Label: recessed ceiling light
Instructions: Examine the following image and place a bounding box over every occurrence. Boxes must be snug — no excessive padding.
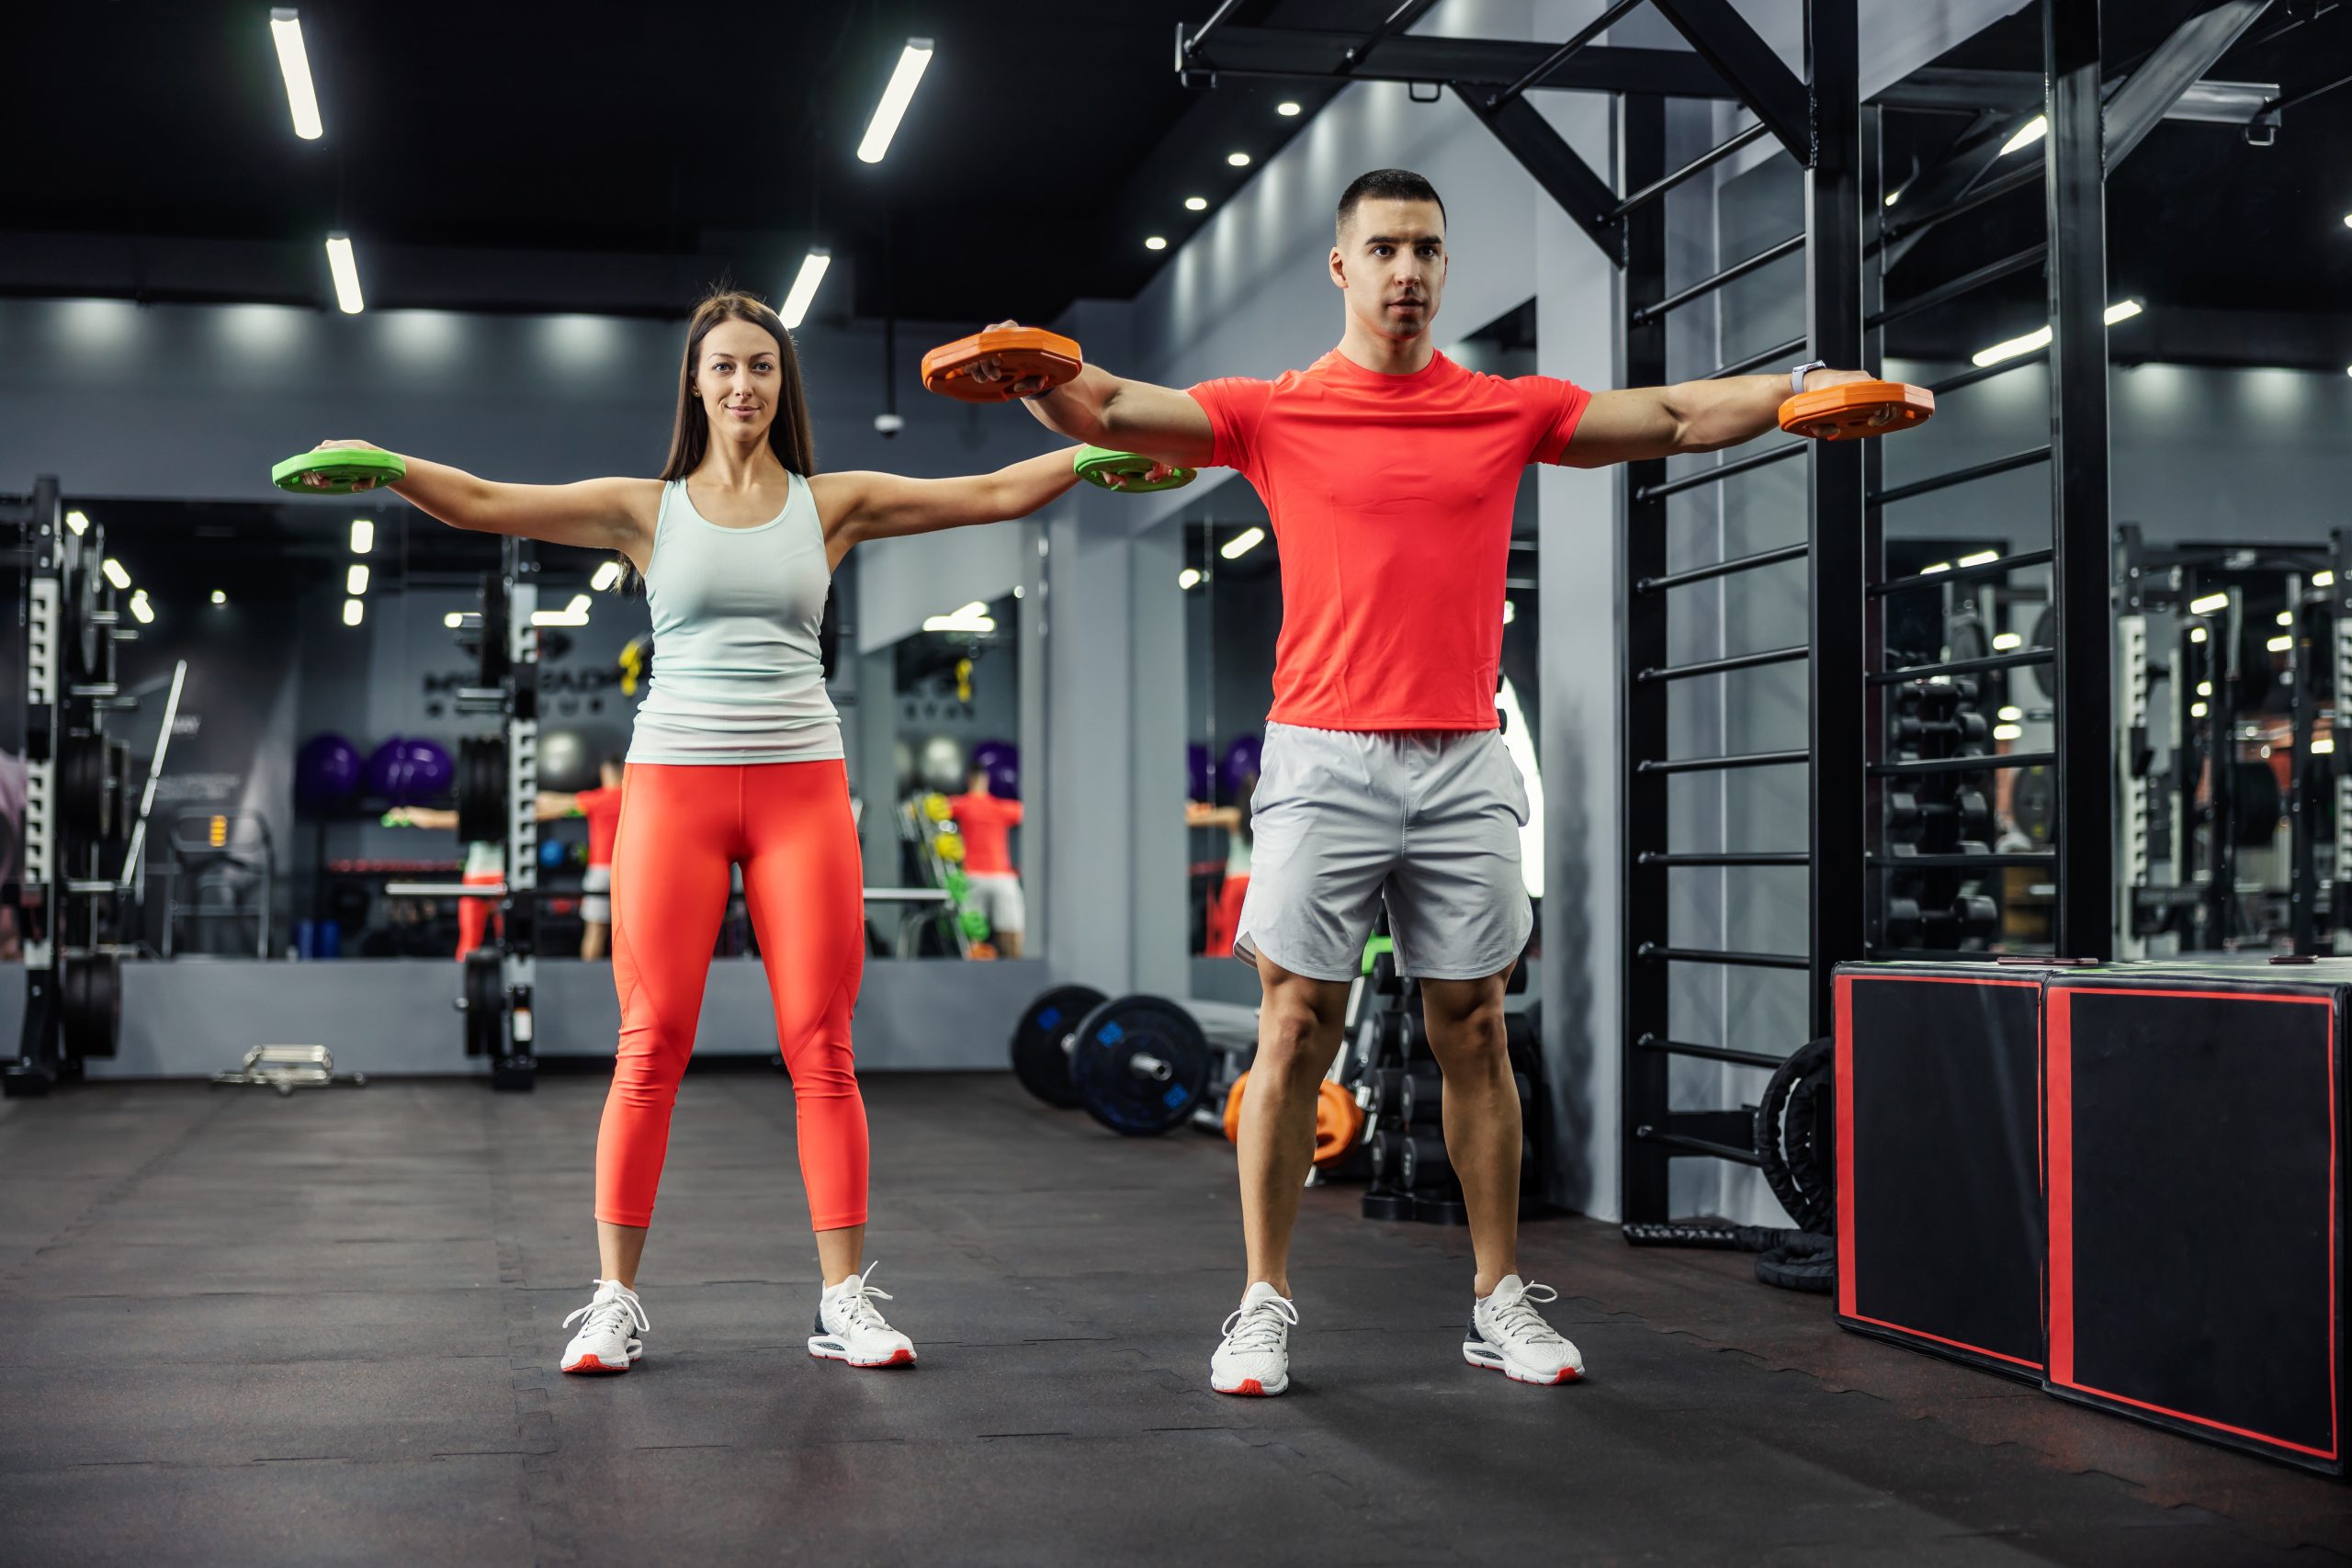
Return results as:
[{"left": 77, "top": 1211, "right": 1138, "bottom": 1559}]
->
[
  {"left": 1227, "top": 151, "right": 1251, "bottom": 167},
  {"left": 1184, "top": 196, "right": 1207, "bottom": 211},
  {"left": 1145, "top": 236, "right": 1168, "bottom": 251},
  {"left": 343, "top": 598, "right": 365, "bottom": 627},
  {"left": 210, "top": 590, "right": 227, "bottom": 606},
  {"left": 1276, "top": 101, "right": 1301, "bottom": 117}
]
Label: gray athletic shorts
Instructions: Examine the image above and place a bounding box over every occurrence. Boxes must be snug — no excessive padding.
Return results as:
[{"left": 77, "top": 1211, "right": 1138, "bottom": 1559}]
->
[
  {"left": 581, "top": 863, "right": 611, "bottom": 925},
  {"left": 965, "top": 871, "right": 1026, "bottom": 936},
  {"left": 1235, "top": 721, "right": 1532, "bottom": 984}
]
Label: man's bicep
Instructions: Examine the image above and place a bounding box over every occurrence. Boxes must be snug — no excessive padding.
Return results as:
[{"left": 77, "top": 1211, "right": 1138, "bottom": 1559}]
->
[
  {"left": 1099, "top": 378, "right": 1217, "bottom": 467},
  {"left": 1557, "top": 387, "right": 1678, "bottom": 468}
]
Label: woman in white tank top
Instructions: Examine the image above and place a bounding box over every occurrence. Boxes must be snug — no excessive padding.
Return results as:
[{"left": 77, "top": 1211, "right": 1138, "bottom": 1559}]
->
[{"left": 300, "top": 290, "right": 1136, "bottom": 1378}]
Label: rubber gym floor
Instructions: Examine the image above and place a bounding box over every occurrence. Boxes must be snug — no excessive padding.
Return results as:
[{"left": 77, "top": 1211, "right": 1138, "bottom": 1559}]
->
[{"left": 4, "top": 1072, "right": 2347, "bottom": 1567}]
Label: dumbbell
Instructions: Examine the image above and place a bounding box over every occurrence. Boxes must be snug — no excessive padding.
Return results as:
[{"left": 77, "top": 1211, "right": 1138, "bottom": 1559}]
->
[
  {"left": 1892, "top": 710, "right": 1989, "bottom": 747},
  {"left": 1397, "top": 1131, "right": 1540, "bottom": 1190},
  {"left": 1369, "top": 1126, "right": 1400, "bottom": 1186},
  {"left": 1884, "top": 787, "right": 1994, "bottom": 844},
  {"left": 1885, "top": 893, "right": 2000, "bottom": 947},
  {"left": 1893, "top": 676, "right": 1980, "bottom": 716},
  {"left": 1398, "top": 1070, "right": 1535, "bottom": 1126}
]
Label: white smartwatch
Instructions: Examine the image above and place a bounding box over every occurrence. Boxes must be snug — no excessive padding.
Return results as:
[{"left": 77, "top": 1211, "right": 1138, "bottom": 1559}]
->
[{"left": 1789, "top": 359, "right": 1828, "bottom": 397}]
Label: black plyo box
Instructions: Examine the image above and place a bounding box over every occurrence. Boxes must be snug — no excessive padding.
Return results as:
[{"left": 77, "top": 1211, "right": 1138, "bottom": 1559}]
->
[
  {"left": 1835, "top": 961, "right": 2052, "bottom": 1381},
  {"left": 2045, "top": 964, "right": 2348, "bottom": 1474}
]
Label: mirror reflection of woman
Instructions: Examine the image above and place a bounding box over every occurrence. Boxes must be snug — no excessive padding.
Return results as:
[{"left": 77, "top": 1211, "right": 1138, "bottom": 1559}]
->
[{"left": 304, "top": 290, "right": 1086, "bottom": 1377}]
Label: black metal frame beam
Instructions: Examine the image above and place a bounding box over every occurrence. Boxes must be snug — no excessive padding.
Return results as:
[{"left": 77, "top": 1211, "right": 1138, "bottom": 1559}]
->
[
  {"left": 1176, "top": 27, "right": 1741, "bottom": 99},
  {"left": 1453, "top": 88, "right": 1625, "bottom": 262},
  {"left": 1651, "top": 0, "right": 1813, "bottom": 160},
  {"left": 2047, "top": 0, "right": 2115, "bottom": 960},
  {"left": 2105, "top": 0, "right": 2273, "bottom": 168}
]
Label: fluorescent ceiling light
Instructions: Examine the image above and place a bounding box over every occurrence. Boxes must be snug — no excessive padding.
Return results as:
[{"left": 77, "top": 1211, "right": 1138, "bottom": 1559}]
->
[
  {"left": 565, "top": 593, "right": 592, "bottom": 617},
  {"left": 1957, "top": 549, "right": 2000, "bottom": 568},
  {"left": 591, "top": 560, "right": 623, "bottom": 592},
  {"left": 531, "top": 609, "right": 590, "bottom": 627},
  {"left": 444, "top": 612, "right": 467, "bottom": 629},
  {"left": 855, "top": 39, "right": 933, "bottom": 164},
  {"left": 1921, "top": 561, "right": 1951, "bottom": 574},
  {"left": 2189, "top": 626, "right": 2208, "bottom": 643},
  {"left": 2316, "top": 738, "right": 2337, "bottom": 755},
  {"left": 2189, "top": 592, "right": 2231, "bottom": 615},
  {"left": 1220, "top": 526, "right": 1266, "bottom": 560},
  {"left": 1993, "top": 723, "right": 2023, "bottom": 741},
  {"left": 349, "top": 517, "right": 374, "bottom": 554},
  {"left": 2279, "top": 610, "right": 2297, "bottom": 626},
  {"left": 2103, "top": 299, "right": 2143, "bottom": 325},
  {"left": 342, "top": 597, "right": 365, "bottom": 627},
  {"left": 1996, "top": 705, "right": 2023, "bottom": 722},
  {"left": 2197, "top": 681, "right": 2213, "bottom": 696},
  {"left": 2000, "top": 115, "right": 2047, "bottom": 155},
  {"left": 210, "top": 590, "right": 227, "bottom": 605},
  {"left": 325, "top": 232, "right": 364, "bottom": 314},
  {"left": 2317, "top": 570, "right": 2338, "bottom": 587},
  {"left": 2268, "top": 634, "right": 2294, "bottom": 652},
  {"left": 2191, "top": 701, "right": 2209, "bottom": 717},
  {"left": 346, "top": 563, "right": 369, "bottom": 595},
  {"left": 129, "top": 592, "right": 155, "bottom": 626},
  {"left": 1145, "top": 236, "right": 1168, "bottom": 252},
  {"left": 1184, "top": 196, "right": 1207, "bottom": 211},
  {"left": 923, "top": 599, "right": 995, "bottom": 634},
  {"left": 1179, "top": 568, "right": 1202, "bottom": 590},
  {"left": 65, "top": 510, "right": 89, "bottom": 536},
  {"left": 1227, "top": 151, "right": 1251, "bottom": 167},
  {"left": 780, "top": 249, "right": 831, "bottom": 330},
  {"left": 1883, "top": 190, "right": 1901, "bottom": 207},
  {"left": 269, "top": 9, "right": 324, "bottom": 141},
  {"left": 1502, "top": 600, "right": 1517, "bottom": 625},
  {"left": 1277, "top": 101, "right": 1301, "bottom": 117},
  {"left": 2343, "top": 214, "right": 2351, "bottom": 228},
  {"left": 1992, "top": 631, "right": 2023, "bottom": 651},
  {"left": 102, "top": 558, "right": 131, "bottom": 591},
  {"left": 1972, "top": 325, "right": 2052, "bottom": 368}
]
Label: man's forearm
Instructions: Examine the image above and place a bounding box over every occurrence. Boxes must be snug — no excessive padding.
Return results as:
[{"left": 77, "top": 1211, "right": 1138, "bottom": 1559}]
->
[
  {"left": 1675, "top": 375, "right": 1792, "bottom": 454},
  {"left": 1022, "top": 365, "right": 1119, "bottom": 444}
]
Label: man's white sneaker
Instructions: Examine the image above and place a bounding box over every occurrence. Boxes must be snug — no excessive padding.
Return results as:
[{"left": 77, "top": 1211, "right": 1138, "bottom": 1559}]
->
[
  {"left": 560, "top": 1279, "right": 648, "bottom": 1375},
  {"left": 1210, "top": 1281, "right": 1298, "bottom": 1396},
  {"left": 1464, "top": 1274, "right": 1584, "bottom": 1385},
  {"left": 808, "top": 1262, "right": 917, "bottom": 1369}
]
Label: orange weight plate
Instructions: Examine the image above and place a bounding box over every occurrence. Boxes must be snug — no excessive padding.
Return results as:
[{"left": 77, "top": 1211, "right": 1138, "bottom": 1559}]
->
[
  {"left": 1313, "top": 1079, "right": 1365, "bottom": 1168},
  {"left": 1223, "top": 1069, "right": 1250, "bottom": 1144},
  {"left": 1778, "top": 378, "right": 1935, "bottom": 441},
  {"left": 921, "top": 326, "right": 1083, "bottom": 403}
]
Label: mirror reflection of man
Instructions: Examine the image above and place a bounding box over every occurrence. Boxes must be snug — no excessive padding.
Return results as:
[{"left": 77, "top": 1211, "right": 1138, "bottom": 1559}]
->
[{"left": 945, "top": 766, "right": 1023, "bottom": 959}]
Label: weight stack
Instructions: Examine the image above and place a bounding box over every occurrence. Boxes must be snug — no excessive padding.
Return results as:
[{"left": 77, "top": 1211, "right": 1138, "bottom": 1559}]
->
[
  {"left": 2043, "top": 962, "right": 2349, "bottom": 1475},
  {"left": 1835, "top": 960, "right": 2055, "bottom": 1382}
]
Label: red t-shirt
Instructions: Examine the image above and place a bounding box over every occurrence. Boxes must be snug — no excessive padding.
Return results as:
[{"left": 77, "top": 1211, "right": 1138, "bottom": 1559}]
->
[
  {"left": 1189, "top": 349, "right": 1589, "bottom": 731},
  {"left": 950, "top": 794, "right": 1022, "bottom": 875},
  {"left": 574, "top": 785, "right": 623, "bottom": 867}
]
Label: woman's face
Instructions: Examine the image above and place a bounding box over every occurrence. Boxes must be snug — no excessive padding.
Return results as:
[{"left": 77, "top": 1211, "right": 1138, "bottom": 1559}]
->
[{"left": 692, "top": 317, "right": 784, "bottom": 444}]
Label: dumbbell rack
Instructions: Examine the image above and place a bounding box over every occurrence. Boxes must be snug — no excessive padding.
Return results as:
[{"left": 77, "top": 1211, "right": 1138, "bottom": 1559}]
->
[
  {"left": 899, "top": 795, "right": 979, "bottom": 957},
  {"left": 1875, "top": 677, "right": 2003, "bottom": 955}
]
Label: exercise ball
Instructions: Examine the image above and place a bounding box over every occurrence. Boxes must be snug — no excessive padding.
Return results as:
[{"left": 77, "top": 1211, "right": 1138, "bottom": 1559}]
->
[
  {"left": 971, "top": 739, "right": 1019, "bottom": 801},
  {"left": 366, "top": 737, "right": 454, "bottom": 807},
  {"left": 539, "top": 838, "right": 568, "bottom": 870},
  {"left": 893, "top": 739, "right": 916, "bottom": 795},
  {"left": 1187, "top": 743, "right": 1212, "bottom": 804},
  {"left": 917, "top": 735, "right": 967, "bottom": 794},
  {"left": 295, "top": 734, "right": 363, "bottom": 810},
  {"left": 1220, "top": 734, "right": 1264, "bottom": 802},
  {"left": 538, "top": 728, "right": 607, "bottom": 793}
]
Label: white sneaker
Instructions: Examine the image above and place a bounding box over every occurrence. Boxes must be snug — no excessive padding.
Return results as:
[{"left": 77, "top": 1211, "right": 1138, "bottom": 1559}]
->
[
  {"left": 1464, "top": 1274, "right": 1584, "bottom": 1385},
  {"left": 808, "top": 1262, "right": 917, "bottom": 1369},
  {"left": 1211, "top": 1281, "right": 1298, "bottom": 1396},
  {"left": 560, "top": 1279, "right": 648, "bottom": 1375}
]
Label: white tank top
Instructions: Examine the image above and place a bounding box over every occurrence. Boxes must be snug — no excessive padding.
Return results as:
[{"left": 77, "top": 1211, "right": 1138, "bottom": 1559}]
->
[{"left": 627, "top": 474, "right": 842, "bottom": 765}]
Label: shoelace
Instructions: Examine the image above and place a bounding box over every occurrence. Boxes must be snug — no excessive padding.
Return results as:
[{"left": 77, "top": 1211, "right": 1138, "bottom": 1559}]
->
[
  {"left": 1484, "top": 1281, "right": 1564, "bottom": 1346},
  {"left": 831, "top": 1261, "right": 897, "bottom": 1332},
  {"left": 1220, "top": 1292, "right": 1300, "bottom": 1354},
  {"left": 563, "top": 1280, "right": 649, "bottom": 1339}
]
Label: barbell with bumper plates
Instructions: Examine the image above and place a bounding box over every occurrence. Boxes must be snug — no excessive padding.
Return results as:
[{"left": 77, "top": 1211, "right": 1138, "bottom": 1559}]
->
[
  {"left": 1066, "top": 993, "right": 1216, "bottom": 1137},
  {"left": 1007, "top": 984, "right": 1106, "bottom": 1109},
  {"left": 456, "top": 737, "right": 506, "bottom": 843},
  {"left": 62, "top": 953, "right": 121, "bottom": 1060},
  {"left": 458, "top": 949, "right": 503, "bottom": 1057},
  {"left": 60, "top": 731, "right": 107, "bottom": 847}
]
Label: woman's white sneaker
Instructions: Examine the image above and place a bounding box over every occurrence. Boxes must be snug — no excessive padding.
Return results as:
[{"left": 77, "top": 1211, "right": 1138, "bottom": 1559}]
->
[
  {"left": 560, "top": 1279, "right": 648, "bottom": 1375},
  {"left": 1210, "top": 1281, "right": 1298, "bottom": 1396},
  {"left": 808, "top": 1262, "right": 917, "bottom": 1368},
  {"left": 1464, "top": 1275, "right": 1584, "bottom": 1385}
]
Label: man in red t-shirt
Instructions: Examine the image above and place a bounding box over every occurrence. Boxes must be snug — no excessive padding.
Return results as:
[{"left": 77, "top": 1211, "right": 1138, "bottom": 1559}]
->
[
  {"left": 947, "top": 767, "right": 1025, "bottom": 957},
  {"left": 571, "top": 755, "right": 627, "bottom": 960},
  {"left": 976, "top": 168, "right": 1870, "bottom": 1396}
]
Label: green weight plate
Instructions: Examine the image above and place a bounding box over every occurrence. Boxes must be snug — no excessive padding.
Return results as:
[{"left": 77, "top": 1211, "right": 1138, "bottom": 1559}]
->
[
  {"left": 1073, "top": 446, "right": 1195, "bottom": 493},
  {"left": 272, "top": 447, "right": 407, "bottom": 494}
]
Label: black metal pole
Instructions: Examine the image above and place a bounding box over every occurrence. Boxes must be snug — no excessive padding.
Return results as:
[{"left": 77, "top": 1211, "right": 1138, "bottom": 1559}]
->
[
  {"left": 1807, "top": 0, "right": 1866, "bottom": 1029},
  {"left": 1620, "top": 92, "right": 1671, "bottom": 1226},
  {"left": 2045, "top": 0, "right": 2115, "bottom": 960},
  {"left": 2291, "top": 588, "right": 2317, "bottom": 953}
]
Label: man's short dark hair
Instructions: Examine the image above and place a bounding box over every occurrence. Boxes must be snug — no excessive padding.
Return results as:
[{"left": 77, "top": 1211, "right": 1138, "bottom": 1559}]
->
[{"left": 1336, "top": 169, "right": 1447, "bottom": 243}]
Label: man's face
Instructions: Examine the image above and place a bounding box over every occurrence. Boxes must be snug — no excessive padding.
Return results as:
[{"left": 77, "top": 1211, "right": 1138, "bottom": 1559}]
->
[{"left": 1330, "top": 197, "right": 1447, "bottom": 343}]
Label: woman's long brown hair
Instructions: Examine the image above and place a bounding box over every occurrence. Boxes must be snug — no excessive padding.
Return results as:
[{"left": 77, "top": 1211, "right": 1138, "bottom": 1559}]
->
[{"left": 615, "top": 289, "right": 819, "bottom": 594}]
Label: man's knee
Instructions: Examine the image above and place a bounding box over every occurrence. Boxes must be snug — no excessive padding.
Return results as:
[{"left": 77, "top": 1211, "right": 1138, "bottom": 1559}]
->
[{"left": 1429, "top": 1004, "right": 1510, "bottom": 1073}]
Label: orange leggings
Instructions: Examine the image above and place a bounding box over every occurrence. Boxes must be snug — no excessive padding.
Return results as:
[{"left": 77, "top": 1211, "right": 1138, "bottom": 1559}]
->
[{"left": 595, "top": 761, "right": 867, "bottom": 1231}]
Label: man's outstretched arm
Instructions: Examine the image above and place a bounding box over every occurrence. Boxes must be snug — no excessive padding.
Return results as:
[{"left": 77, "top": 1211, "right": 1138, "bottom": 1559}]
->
[
  {"left": 970, "top": 320, "right": 1217, "bottom": 469},
  {"left": 1559, "top": 367, "right": 1872, "bottom": 468}
]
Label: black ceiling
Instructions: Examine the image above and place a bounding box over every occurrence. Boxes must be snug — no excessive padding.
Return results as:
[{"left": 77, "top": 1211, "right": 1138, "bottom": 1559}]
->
[{"left": 4, "top": 0, "right": 1351, "bottom": 322}]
